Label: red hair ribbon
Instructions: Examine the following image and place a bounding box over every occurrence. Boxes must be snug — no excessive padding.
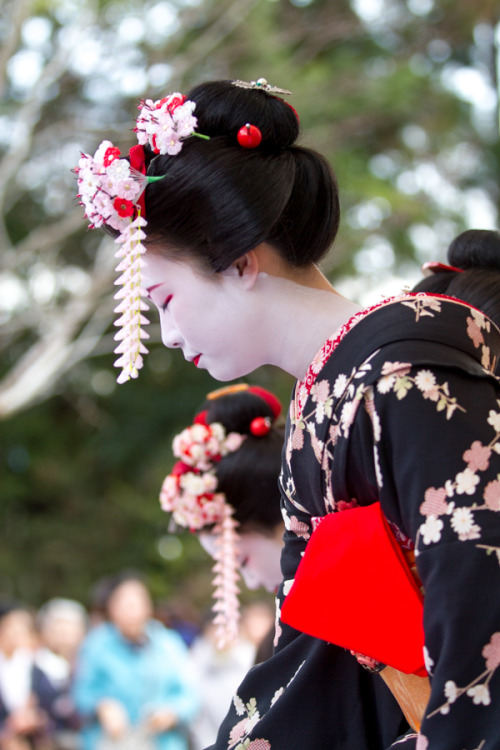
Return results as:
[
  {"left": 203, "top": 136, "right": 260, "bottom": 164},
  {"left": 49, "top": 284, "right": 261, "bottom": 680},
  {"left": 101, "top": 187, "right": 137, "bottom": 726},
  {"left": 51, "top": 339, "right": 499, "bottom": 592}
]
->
[
  {"left": 248, "top": 386, "right": 281, "bottom": 419},
  {"left": 128, "top": 144, "right": 147, "bottom": 218},
  {"left": 205, "top": 383, "right": 282, "bottom": 421},
  {"left": 421, "top": 261, "right": 464, "bottom": 276}
]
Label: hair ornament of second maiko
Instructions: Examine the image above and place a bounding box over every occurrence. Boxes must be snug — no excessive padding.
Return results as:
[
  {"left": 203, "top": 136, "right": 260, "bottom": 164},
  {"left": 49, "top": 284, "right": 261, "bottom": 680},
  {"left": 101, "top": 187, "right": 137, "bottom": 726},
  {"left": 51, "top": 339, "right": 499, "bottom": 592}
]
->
[
  {"left": 75, "top": 92, "right": 208, "bottom": 384},
  {"left": 160, "top": 418, "right": 246, "bottom": 648}
]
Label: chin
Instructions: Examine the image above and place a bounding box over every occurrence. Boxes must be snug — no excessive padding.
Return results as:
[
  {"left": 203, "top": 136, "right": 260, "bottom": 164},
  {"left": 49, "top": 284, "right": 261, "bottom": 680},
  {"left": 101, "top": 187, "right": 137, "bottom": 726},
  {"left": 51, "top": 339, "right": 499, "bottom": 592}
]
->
[{"left": 207, "top": 360, "right": 261, "bottom": 382}]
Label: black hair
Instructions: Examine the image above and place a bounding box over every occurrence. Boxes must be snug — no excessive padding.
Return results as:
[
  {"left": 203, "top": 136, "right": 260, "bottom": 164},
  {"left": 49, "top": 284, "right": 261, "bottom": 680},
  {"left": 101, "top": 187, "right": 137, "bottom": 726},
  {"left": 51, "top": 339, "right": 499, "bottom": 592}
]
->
[
  {"left": 197, "top": 388, "right": 284, "bottom": 533},
  {"left": 412, "top": 230, "right": 500, "bottom": 328},
  {"left": 140, "top": 80, "right": 340, "bottom": 272}
]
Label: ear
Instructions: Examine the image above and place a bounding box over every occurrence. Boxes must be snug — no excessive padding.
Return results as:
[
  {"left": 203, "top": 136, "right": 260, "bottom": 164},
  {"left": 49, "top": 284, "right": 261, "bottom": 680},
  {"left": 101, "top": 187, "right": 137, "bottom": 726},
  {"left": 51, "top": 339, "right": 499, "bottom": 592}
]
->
[{"left": 231, "top": 249, "right": 260, "bottom": 290}]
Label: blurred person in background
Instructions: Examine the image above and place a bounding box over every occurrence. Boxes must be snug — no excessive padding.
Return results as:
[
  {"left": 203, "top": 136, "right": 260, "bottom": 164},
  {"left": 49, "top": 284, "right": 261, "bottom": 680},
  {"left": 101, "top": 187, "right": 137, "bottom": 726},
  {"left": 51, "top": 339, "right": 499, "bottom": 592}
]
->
[
  {"left": 72, "top": 572, "right": 198, "bottom": 750},
  {"left": 36, "top": 599, "right": 88, "bottom": 750},
  {"left": 188, "top": 602, "right": 274, "bottom": 750},
  {"left": 0, "top": 600, "right": 58, "bottom": 750},
  {"left": 37, "top": 599, "right": 87, "bottom": 688}
]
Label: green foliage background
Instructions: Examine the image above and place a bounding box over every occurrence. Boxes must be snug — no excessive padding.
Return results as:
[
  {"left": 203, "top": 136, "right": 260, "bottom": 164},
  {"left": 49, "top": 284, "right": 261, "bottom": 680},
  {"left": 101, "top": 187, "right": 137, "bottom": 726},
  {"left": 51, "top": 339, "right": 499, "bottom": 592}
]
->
[{"left": 1, "top": 0, "right": 498, "bottom": 617}]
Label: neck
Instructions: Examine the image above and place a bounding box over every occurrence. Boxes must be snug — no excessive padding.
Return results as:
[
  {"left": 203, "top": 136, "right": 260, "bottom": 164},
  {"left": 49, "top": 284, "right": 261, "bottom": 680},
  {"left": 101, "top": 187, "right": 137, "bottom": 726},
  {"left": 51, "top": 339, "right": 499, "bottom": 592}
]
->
[{"left": 254, "top": 266, "right": 361, "bottom": 380}]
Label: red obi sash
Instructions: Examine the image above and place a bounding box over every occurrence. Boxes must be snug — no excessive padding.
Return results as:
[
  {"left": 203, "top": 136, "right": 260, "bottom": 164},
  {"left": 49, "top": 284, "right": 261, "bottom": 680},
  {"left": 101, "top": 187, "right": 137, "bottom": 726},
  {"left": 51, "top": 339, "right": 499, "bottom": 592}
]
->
[{"left": 281, "top": 502, "right": 427, "bottom": 677}]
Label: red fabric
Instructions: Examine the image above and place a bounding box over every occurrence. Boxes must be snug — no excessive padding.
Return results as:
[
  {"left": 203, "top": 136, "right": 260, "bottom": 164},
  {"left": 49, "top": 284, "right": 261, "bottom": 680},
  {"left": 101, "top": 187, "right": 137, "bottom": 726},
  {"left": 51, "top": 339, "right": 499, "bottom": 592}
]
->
[
  {"left": 128, "top": 144, "right": 147, "bottom": 218},
  {"left": 247, "top": 386, "right": 282, "bottom": 418},
  {"left": 281, "top": 502, "right": 427, "bottom": 676}
]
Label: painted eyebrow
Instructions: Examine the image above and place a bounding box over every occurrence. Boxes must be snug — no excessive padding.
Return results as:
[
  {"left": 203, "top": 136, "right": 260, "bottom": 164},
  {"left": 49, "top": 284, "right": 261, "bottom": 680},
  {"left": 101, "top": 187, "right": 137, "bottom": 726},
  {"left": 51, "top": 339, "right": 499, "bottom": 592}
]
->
[{"left": 145, "top": 283, "right": 165, "bottom": 296}]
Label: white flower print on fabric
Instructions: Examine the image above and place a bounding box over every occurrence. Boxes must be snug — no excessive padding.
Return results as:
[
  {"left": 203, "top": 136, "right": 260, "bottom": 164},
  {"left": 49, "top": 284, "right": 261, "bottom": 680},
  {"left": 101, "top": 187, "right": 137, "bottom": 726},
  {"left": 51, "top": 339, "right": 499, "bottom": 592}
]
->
[
  {"left": 227, "top": 698, "right": 261, "bottom": 749},
  {"left": 227, "top": 662, "right": 306, "bottom": 748},
  {"left": 376, "top": 361, "right": 465, "bottom": 418},
  {"left": 401, "top": 294, "right": 442, "bottom": 320},
  {"left": 467, "top": 684, "right": 491, "bottom": 706},
  {"left": 233, "top": 695, "right": 246, "bottom": 716},
  {"left": 450, "top": 507, "right": 481, "bottom": 541},
  {"left": 420, "top": 516, "right": 444, "bottom": 545},
  {"left": 273, "top": 602, "right": 282, "bottom": 648},
  {"left": 455, "top": 468, "right": 480, "bottom": 496},
  {"left": 487, "top": 406, "right": 500, "bottom": 433},
  {"left": 416, "top": 413, "right": 500, "bottom": 555},
  {"left": 402, "top": 294, "right": 441, "bottom": 323},
  {"left": 333, "top": 373, "right": 348, "bottom": 398},
  {"left": 467, "top": 309, "right": 493, "bottom": 369},
  {"left": 427, "top": 632, "right": 500, "bottom": 720},
  {"left": 423, "top": 646, "right": 434, "bottom": 676}
]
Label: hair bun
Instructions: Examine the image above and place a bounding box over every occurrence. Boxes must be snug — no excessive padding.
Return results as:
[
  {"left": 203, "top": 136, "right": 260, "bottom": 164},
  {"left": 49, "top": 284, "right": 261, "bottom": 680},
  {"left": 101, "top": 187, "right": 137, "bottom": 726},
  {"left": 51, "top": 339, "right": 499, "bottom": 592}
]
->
[
  {"left": 187, "top": 80, "right": 299, "bottom": 151},
  {"left": 448, "top": 229, "right": 500, "bottom": 272}
]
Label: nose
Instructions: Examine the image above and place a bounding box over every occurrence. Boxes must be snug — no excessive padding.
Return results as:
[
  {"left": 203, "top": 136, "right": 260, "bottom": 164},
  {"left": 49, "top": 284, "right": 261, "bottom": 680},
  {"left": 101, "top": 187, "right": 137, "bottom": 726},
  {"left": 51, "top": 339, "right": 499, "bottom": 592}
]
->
[{"left": 159, "top": 316, "right": 184, "bottom": 349}]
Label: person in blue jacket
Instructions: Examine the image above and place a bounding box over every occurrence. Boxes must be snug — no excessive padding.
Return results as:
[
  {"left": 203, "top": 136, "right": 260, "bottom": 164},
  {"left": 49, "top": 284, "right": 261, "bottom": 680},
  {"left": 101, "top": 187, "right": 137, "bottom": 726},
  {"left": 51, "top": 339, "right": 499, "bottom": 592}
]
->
[{"left": 73, "top": 572, "right": 199, "bottom": 750}]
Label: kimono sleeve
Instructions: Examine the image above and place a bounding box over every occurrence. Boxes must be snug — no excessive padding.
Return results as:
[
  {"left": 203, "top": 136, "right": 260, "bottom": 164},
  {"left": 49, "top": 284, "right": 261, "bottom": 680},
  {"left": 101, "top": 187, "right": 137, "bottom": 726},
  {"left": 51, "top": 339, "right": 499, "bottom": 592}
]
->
[{"left": 349, "top": 363, "right": 500, "bottom": 749}]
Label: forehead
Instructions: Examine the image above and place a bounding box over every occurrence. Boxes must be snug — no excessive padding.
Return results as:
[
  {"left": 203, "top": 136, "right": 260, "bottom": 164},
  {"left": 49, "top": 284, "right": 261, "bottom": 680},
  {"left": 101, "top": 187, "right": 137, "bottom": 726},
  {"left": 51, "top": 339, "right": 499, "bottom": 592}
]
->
[{"left": 143, "top": 250, "right": 216, "bottom": 287}]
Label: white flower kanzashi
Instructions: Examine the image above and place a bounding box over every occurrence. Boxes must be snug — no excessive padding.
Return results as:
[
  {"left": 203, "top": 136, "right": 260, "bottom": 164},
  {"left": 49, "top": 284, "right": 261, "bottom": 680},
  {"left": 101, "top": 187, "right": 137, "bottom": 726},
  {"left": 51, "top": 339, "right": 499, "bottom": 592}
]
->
[{"left": 136, "top": 93, "right": 199, "bottom": 156}]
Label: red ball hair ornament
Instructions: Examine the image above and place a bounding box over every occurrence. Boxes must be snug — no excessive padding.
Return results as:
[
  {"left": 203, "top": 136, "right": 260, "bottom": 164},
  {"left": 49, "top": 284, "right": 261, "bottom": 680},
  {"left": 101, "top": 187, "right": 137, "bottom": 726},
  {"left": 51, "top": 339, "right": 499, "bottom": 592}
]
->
[
  {"left": 237, "top": 123, "right": 262, "bottom": 149},
  {"left": 250, "top": 416, "right": 272, "bottom": 437}
]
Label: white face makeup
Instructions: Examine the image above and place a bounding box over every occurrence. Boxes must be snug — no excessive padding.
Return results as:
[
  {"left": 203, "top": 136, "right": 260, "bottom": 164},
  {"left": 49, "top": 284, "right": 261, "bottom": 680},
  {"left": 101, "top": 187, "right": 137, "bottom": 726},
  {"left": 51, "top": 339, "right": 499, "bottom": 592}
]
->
[
  {"left": 142, "top": 252, "right": 267, "bottom": 381},
  {"left": 199, "top": 528, "right": 284, "bottom": 594}
]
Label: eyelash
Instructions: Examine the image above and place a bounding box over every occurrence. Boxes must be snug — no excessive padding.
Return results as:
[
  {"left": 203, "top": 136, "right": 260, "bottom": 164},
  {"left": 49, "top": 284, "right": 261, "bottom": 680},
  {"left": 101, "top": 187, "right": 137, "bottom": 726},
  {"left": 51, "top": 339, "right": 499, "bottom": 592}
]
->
[{"left": 161, "top": 295, "right": 173, "bottom": 311}]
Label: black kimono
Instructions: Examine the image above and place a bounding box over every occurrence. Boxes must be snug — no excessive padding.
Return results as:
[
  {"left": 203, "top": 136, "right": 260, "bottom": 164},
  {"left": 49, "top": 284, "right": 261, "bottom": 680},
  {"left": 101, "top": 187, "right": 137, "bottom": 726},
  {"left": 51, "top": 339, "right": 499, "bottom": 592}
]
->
[{"left": 209, "top": 294, "right": 500, "bottom": 750}]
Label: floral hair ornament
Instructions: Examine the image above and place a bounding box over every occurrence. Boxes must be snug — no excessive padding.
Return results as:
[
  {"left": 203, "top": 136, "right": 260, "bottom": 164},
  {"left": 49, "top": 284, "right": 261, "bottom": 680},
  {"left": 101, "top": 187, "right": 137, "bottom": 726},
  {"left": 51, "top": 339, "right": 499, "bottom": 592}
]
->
[
  {"left": 75, "top": 93, "right": 208, "bottom": 384},
  {"left": 160, "top": 420, "right": 246, "bottom": 649},
  {"left": 232, "top": 77, "right": 292, "bottom": 96}
]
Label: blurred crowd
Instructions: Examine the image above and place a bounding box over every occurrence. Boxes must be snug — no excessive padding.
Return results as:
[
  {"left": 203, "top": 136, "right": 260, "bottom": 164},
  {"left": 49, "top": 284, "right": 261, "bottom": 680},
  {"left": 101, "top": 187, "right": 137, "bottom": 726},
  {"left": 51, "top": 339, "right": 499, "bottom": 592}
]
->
[{"left": 0, "top": 572, "right": 274, "bottom": 750}]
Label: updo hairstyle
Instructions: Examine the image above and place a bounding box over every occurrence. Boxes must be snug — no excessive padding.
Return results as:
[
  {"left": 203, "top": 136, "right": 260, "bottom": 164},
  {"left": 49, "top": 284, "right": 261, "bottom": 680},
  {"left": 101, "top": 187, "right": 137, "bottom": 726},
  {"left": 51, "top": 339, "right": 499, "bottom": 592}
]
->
[
  {"left": 142, "top": 80, "right": 340, "bottom": 272},
  {"left": 197, "top": 388, "right": 284, "bottom": 533},
  {"left": 413, "top": 229, "right": 500, "bottom": 328}
]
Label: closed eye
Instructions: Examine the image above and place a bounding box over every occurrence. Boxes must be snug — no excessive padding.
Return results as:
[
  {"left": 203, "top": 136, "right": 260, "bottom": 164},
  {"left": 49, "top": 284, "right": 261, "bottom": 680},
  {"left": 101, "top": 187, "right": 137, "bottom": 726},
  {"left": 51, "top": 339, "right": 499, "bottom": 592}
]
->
[{"left": 161, "top": 294, "right": 173, "bottom": 311}]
